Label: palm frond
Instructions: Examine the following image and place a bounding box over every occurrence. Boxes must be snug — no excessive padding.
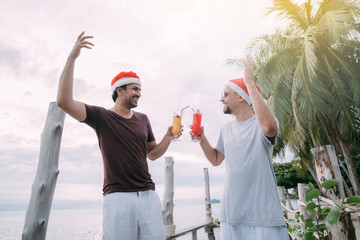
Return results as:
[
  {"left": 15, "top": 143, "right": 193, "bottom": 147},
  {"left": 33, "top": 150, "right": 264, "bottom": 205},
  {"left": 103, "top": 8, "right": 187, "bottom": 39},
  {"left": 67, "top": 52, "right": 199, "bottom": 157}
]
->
[
  {"left": 267, "top": 0, "right": 309, "bottom": 31},
  {"left": 225, "top": 58, "right": 244, "bottom": 71},
  {"left": 292, "top": 54, "right": 333, "bottom": 146},
  {"left": 305, "top": 0, "right": 314, "bottom": 25},
  {"left": 322, "top": 54, "right": 360, "bottom": 138},
  {"left": 314, "top": 0, "right": 350, "bottom": 22},
  {"left": 291, "top": 61, "right": 310, "bottom": 148},
  {"left": 318, "top": 9, "right": 355, "bottom": 44},
  {"left": 303, "top": 25, "right": 319, "bottom": 81},
  {"left": 328, "top": 47, "right": 360, "bottom": 91}
]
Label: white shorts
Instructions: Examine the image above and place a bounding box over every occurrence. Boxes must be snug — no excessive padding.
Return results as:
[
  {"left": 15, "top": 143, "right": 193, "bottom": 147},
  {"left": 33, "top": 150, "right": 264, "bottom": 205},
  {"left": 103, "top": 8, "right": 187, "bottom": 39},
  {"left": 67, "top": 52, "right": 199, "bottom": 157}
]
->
[
  {"left": 221, "top": 222, "right": 289, "bottom": 240},
  {"left": 102, "top": 190, "right": 165, "bottom": 240}
]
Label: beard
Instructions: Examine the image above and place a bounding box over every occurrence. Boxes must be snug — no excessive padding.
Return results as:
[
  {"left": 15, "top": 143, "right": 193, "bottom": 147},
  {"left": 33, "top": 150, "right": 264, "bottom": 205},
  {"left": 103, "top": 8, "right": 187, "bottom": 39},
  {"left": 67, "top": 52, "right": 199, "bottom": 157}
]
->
[
  {"left": 124, "top": 96, "right": 139, "bottom": 109},
  {"left": 223, "top": 106, "right": 232, "bottom": 114}
]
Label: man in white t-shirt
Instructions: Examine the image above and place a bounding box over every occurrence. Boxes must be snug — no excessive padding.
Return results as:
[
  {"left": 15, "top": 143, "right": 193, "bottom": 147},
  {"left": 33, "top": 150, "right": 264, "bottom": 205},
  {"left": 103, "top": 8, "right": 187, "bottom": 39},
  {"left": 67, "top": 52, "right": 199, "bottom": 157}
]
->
[{"left": 191, "top": 56, "right": 288, "bottom": 239}]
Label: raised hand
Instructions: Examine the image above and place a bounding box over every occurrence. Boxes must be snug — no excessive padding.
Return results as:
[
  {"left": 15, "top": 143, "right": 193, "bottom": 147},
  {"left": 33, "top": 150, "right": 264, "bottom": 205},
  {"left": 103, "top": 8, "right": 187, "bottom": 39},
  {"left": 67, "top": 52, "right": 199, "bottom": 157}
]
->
[
  {"left": 241, "top": 55, "right": 255, "bottom": 86},
  {"left": 69, "top": 31, "right": 94, "bottom": 60}
]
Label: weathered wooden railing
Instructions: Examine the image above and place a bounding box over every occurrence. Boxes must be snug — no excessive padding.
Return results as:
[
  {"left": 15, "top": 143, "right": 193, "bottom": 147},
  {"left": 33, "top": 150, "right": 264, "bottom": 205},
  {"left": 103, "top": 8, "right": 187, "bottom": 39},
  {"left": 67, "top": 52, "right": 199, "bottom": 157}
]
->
[
  {"left": 162, "top": 157, "right": 217, "bottom": 240},
  {"left": 167, "top": 222, "right": 217, "bottom": 240}
]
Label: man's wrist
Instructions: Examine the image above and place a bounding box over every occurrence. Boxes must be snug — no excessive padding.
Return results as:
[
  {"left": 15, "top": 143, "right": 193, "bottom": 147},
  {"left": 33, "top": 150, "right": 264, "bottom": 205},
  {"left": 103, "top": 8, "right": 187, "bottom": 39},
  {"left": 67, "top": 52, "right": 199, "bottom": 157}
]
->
[
  {"left": 245, "top": 81, "right": 256, "bottom": 87},
  {"left": 246, "top": 82, "right": 259, "bottom": 93},
  {"left": 67, "top": 55, "right": 77, "bottom": 62},
  {"left": 199, "top": 137, "right": 207, "bottom": 145}
]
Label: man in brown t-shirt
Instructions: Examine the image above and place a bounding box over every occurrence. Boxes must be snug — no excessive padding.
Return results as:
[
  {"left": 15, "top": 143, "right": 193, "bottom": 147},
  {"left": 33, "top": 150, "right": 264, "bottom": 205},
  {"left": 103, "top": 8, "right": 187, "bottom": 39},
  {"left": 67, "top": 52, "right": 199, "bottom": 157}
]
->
[{"left": 57, "top": 32, "right": 180, "bottom": 240}]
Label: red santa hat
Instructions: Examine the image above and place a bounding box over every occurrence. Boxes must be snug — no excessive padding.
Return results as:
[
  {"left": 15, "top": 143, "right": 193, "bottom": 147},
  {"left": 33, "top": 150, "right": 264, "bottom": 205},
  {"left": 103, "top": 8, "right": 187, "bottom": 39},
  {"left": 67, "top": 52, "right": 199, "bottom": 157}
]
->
[
  {"left": 226, "top": 78, "right": 261, "bottom": 105},
  {"left": 111, "top": 71, "right": 141, "bottom": 92}
]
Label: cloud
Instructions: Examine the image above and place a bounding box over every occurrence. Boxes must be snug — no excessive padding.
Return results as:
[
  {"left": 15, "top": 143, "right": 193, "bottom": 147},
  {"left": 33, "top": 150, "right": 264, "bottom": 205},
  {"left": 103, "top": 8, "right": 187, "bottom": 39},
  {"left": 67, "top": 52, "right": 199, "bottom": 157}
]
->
[{"left": 0, "top": 42, "right": 22, "bottom": 71}]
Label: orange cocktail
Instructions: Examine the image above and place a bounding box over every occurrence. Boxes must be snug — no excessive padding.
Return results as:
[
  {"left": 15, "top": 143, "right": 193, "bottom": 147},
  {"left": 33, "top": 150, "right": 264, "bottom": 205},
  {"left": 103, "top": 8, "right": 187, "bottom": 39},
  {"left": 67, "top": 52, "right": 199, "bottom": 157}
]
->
[
  {"left": 172, "top": 114, "right": 182, "bottom": 136},
  {"left": 191, "top": 112, "right": 202, "bottom": 136}
]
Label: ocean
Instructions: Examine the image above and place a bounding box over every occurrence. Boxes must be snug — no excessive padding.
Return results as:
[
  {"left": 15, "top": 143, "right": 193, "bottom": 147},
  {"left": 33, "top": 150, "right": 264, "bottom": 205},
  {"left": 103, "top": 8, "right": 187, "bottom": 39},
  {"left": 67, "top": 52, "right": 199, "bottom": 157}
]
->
[{"left": 0, "top": 202, "right": 220, "bottom": 240}]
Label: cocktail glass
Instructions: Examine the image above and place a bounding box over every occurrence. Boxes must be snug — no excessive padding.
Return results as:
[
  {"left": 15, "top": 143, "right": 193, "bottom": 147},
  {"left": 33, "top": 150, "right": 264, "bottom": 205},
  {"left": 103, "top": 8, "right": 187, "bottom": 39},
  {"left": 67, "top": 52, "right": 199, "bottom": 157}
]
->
[
  {"left": 191, "top": 111, "right": 202, "bottom": 142},
  {"left": 171, "top": 106, "right": 189, "bottom": 141},
  {"left": 171, "top": 114, "right": 182, "bottom": 141}
]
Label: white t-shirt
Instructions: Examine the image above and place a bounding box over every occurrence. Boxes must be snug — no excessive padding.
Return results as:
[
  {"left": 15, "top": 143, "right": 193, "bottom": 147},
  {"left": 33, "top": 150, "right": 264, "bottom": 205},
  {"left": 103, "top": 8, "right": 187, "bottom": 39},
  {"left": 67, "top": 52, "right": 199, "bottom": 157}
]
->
[{"left": 216, "top": 116, "right": 285, "bottom": 227}]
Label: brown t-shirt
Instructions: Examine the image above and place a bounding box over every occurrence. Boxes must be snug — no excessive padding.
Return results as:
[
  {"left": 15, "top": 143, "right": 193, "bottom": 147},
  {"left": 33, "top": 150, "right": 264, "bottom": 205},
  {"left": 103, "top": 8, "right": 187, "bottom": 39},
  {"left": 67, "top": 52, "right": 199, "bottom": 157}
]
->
[{"left": 82, "top": 104, "right": 156, "bottom": 196}]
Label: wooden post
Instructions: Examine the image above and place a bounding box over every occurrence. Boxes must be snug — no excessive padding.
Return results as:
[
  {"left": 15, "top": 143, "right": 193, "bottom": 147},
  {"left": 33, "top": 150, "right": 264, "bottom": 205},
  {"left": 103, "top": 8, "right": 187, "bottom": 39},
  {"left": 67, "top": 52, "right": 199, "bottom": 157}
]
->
[
  {"left": 22, "top": 102, "right": 66, "bottom": 240},
  {"left": 339, "top": 139, "right": 360, "bottom": 195},
  {"left": 312, "top": 145, "right": 355, "bottom": 240},
  {"left": 203, "top": 168, "right": 215, "bottom": 240},
  {"left": 298, "top": 183, "right": 311, "bottom": 234},
  {"left": 277, "top": 186, "right": 287, "bottom": 218},
  {"left": 162, "top": 156, "right": 176, "bottom": 237},
  {"left": 191, "top": 230, "right": 197, "bottom": 240},
  {"left": 298, "top": 183, "right": 309, "bottom": 220},
  {"left": 286, "top": 190, "right": 294, "bottom": 210},
  {"left": 204, "top": 168, "right": 213, "bottom": 223},
  {"left": 312, "top": 145, "right": 345, "bottom": 198}
]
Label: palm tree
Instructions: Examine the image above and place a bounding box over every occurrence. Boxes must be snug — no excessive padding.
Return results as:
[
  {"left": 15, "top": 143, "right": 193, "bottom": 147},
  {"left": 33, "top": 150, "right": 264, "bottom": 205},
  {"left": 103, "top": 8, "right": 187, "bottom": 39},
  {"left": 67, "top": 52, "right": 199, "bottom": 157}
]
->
[{"left": 228, "top": 0, "right": 360, "bottom": 194}]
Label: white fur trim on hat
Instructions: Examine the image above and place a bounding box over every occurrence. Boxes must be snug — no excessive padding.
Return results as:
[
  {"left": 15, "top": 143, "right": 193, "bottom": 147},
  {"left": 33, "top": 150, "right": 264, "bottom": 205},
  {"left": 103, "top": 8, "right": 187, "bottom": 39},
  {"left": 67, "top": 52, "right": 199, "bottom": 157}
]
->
[
  {"left": 226, "top": 81, "right": 251, "bottom": 104},
  {"left": 111, "top": 77, "right": 141, "bottom": 92}
]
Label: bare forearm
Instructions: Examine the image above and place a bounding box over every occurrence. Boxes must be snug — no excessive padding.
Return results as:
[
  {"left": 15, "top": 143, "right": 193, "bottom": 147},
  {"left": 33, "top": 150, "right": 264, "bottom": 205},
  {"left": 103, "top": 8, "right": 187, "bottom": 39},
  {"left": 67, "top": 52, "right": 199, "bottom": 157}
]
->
[
  {"left": 247, "top": 83, "right": 277, "bottom": 137},
  {"left": 57, "top": 57, "right": 76, "bottom": 107},
  {"left": 199, "top": 137, "right": 223, "bottom": 166},
  {"left": 147, "top": 136, "right": 171, "bottom": 160}
]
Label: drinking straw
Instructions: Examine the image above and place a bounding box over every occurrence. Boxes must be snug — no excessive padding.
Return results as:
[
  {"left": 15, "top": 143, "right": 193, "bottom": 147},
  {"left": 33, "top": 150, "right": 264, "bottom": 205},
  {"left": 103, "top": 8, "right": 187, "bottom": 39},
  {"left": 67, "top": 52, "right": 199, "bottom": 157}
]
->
[{"left": 181, "top": 106, "right": 190, "bottom": 116}]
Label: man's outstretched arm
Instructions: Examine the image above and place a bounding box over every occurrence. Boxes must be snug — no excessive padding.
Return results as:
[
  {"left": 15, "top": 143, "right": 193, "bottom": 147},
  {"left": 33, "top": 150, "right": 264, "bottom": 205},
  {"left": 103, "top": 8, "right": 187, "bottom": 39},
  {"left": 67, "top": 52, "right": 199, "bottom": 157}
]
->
[
  {"left": 57, "top": 32, "right": 94, "bottom": 121},
  {"left": 242, "top": 56, "right": 278, "bottom": 138}
]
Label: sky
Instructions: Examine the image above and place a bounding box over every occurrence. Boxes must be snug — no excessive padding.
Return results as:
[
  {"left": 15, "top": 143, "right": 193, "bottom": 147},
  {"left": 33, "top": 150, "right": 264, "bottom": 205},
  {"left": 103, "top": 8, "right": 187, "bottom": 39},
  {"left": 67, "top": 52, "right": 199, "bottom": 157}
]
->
[{"left": 0, "top": 0, "right": 294, "bottom": 211}]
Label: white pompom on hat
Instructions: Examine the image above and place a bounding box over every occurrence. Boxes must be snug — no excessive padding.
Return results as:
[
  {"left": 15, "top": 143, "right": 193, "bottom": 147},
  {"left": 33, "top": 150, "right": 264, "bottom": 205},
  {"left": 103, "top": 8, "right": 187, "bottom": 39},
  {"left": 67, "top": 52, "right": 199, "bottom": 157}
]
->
[
  {"left": 111, "top": 71, "right": 141, "bottom": 92},
  {"left": 225, "top": 78, "right": 261, "bottom": 105}
]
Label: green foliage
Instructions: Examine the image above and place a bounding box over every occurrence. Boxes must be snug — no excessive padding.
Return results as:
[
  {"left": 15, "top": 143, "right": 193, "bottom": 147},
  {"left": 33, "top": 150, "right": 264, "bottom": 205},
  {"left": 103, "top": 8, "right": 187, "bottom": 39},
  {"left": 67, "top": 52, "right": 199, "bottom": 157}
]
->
[
  {"left": 304, "top": 232, "right": 317, "bottom": 240},
  {"left": 333, "top": 199, "right": 342, "bottom": 208},
  {"left": 305, "top": 189, "right": 321, "bottom": 202},
  {"left": 318, "top": 207, "right": 331, "bottom": 221},
  {"left": 321, "top": 179, "right": 339, "bottom": 189},
  {"left": 326, "top": 208, "right": 341, "bottom": 225},
  {"left": 288, "top": 180, "right": 360, "bottom": 239},
  {"left": 306, "top": 202, "right": 317, "bottom": 212},
  {"left": 273, "top": 160, "right": 314, "bottom": 189},
  {"left": 347, "top": 195, "right": 360, "bottom": 203}
]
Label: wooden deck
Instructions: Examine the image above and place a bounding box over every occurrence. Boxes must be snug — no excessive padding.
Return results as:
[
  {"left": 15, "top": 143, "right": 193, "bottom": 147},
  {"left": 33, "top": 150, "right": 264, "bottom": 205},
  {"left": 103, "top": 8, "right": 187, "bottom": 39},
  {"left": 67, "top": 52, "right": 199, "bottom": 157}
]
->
[{"left": 166, "top": 222, "right": 218, "bottom": 240}]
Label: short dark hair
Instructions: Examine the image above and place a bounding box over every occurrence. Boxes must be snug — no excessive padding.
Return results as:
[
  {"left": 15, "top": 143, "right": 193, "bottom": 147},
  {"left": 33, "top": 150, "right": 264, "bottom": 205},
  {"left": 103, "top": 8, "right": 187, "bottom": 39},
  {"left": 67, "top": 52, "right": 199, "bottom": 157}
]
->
[{"left": 112, "top": 85, "right": 127, "bottom": 102}]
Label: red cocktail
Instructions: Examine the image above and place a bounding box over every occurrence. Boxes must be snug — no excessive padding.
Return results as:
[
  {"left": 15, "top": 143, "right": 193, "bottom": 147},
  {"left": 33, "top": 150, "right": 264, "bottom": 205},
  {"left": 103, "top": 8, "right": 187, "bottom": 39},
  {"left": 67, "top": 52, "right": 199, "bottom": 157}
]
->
[{"left": 191, "top": 112, "right": 202, "bottom": 136}]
